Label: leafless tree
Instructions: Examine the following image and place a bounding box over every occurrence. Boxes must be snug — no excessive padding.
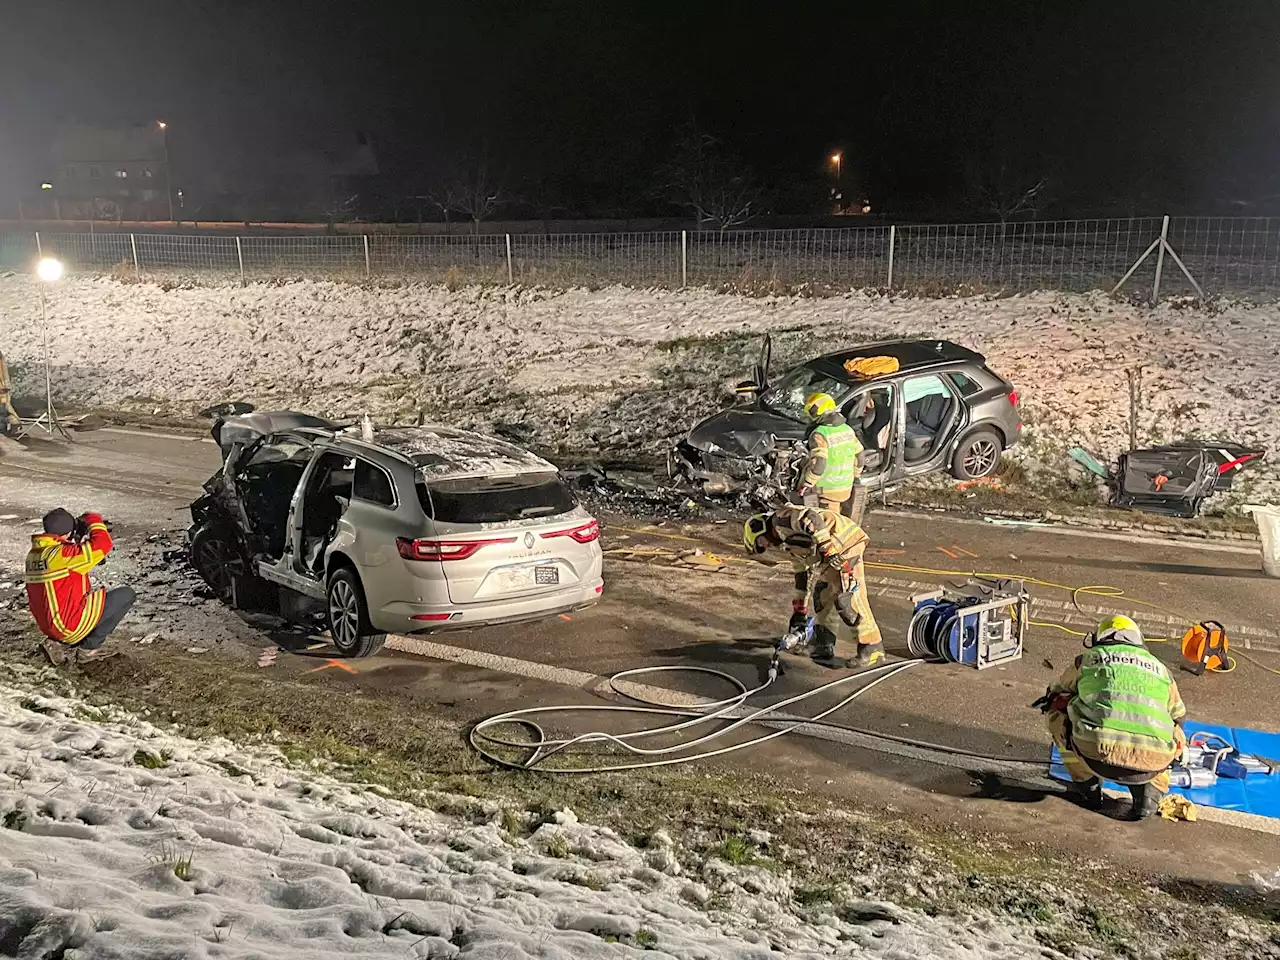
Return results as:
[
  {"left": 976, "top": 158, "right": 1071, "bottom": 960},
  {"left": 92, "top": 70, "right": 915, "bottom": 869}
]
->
[
  {"left": 659, "top": 124, "right": 761, "bottom": 231},
  {"left": 432, "top": 163, "right": 503, "bottom": 236},
  {"left": 965, "top": 148, "right": 1050, "bottom": 223}
]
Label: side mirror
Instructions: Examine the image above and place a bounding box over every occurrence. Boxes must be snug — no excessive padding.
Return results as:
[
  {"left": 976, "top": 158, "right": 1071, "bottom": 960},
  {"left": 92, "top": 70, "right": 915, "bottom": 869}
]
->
[{"left": 734, "top": 379, "right": 760, "bottom": 403}]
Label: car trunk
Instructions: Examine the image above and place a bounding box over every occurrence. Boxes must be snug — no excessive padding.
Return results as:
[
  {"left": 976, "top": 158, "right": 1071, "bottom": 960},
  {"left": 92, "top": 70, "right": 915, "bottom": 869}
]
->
[{"left": 414, "top": 472, "right": 599, "bottom": 605}]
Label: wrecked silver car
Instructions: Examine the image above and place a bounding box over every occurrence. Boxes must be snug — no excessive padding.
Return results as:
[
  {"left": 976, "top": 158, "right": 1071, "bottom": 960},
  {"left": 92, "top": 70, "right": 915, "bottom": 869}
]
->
[
  {"left": 671, "top": 336, "right": 1022, "bottom": 501},
  {"left": 189, "top": 409, "right": 604, "bottom": 657}
]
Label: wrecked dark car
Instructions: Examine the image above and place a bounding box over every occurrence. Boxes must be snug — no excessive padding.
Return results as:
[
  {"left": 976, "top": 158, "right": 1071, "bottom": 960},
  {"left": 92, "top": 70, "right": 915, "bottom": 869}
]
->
[
  {"left": 671, "top": 336, "right": 1023, "bottom": 502},
  {"left": 189, "top": 408, "right": 603, "bottom": 657}
]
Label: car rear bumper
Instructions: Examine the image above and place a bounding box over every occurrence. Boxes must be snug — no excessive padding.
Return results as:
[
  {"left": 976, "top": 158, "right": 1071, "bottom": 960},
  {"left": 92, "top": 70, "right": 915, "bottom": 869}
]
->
[{"left": 373, "top": 577, "right": 605, "bottom": 634}]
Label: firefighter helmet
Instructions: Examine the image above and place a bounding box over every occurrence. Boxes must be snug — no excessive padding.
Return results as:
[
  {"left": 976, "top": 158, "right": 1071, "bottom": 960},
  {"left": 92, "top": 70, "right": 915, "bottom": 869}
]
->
[
  {"left": 743, "top": 513, "right": 772, "bottom": 555},
  {"left": 803, "top": 392, "right": 838, "bottom": 421}
]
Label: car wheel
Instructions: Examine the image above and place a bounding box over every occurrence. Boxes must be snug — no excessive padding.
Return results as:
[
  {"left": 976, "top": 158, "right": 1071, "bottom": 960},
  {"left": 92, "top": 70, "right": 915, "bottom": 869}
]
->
[
  {"left": 326, "top": 566, "right": 386, "bottom": 658},
  {"left": 950, "top": 429, "right": 1003, "bottom": 480},
  {"left": 189, "top": 524, "right": 237, "bottom": 604}
]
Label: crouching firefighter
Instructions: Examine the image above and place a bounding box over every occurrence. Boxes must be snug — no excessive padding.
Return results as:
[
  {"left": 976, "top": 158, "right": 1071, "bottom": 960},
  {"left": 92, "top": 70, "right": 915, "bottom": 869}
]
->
[
  {"left": 743, "top": 502, "right": 884, "bottom": 667},
  {"left": 795, "top": 392, "right": 866, "bottom": 522},
  {"left": 1034, "top": 615, "right": 1186, "bottom": 821},
  {"left": 24, "top": 508, "right": 135, "bottom": 663}
]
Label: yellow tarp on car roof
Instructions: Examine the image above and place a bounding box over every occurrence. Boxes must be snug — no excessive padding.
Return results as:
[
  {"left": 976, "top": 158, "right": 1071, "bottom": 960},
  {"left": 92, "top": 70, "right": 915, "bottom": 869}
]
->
[{"left": 843, "top": 356, "right": 900, "bottom": 379}]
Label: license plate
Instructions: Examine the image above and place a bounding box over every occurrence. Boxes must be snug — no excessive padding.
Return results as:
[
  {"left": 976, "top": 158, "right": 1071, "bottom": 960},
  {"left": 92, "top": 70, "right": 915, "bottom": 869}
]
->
[{"left": 535, "top": 566, "right": 560, "bottom": 585}]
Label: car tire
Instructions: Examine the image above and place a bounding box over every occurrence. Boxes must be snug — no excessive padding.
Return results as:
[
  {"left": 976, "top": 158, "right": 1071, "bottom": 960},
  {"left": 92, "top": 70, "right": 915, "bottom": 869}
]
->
[
  {"left": 189, "top": 524, "right": 238, "bottom": 605},
  {"left": 326, "top": 566, "right": 386, "bottom": 658},
  {"left": 950, "top": 429, "right": 1003, "bottom": 480}
]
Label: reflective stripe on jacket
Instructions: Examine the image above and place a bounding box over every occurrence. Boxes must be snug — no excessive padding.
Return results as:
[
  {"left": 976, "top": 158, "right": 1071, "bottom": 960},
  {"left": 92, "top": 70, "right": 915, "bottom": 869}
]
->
[
  {"left": 24, "top": 514, "right": 112, "bottom": 644},
  {"left": 1054, "top": 642, "right": 1186, "bottom": 773}
]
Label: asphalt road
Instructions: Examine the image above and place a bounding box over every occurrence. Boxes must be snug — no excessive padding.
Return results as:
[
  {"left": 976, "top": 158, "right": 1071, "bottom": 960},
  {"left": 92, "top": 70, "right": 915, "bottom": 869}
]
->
[{"left": 4, "top": 426, "right": 1280, "bottom": 885}]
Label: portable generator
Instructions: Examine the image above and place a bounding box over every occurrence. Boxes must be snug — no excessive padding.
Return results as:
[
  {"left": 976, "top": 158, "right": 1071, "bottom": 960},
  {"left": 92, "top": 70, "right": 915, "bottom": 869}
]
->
[{"left": 907, "top": 579, "right": 1028, "bottom": 669}]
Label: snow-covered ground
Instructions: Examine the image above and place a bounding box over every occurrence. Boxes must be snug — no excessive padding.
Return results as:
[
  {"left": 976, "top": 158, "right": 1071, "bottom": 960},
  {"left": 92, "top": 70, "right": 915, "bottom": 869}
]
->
[
  {"left": 2, "top": 276, "right": 1278, "bottom": 501},
  {"left": 0, "top": 673, "right": 1069, "bottom": 959}
]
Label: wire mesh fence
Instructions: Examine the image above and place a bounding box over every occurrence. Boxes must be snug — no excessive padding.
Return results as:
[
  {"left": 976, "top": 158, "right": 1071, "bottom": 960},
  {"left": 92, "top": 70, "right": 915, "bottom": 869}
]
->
[{"left": 6, "top": 217, "right": 1280, "bottom": 300}]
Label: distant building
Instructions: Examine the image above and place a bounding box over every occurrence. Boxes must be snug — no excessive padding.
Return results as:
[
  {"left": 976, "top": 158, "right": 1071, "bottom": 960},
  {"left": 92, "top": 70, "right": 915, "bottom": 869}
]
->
[{"left": 51, "top": 125, "right": 169, "bottom": 221}]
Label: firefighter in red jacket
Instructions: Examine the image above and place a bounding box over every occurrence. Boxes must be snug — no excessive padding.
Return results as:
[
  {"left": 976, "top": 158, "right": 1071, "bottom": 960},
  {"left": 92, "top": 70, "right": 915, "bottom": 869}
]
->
[{"left": 25, "top": 508, "right": 135, "bottom": 662}]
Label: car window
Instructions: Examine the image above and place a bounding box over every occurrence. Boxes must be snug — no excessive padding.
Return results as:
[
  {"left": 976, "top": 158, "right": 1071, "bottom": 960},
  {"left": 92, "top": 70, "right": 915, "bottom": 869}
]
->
[
  {"left": 950, "top": 372, "right": 981, "bottom": 397},
  {"left": 244, "top": 438, "right": 311, "bottom": 468},
  {"left": 758, "top": 366, "right": 853, "bottom": 421},
  {"left": 418, "top": 472, "right": 578, "bottom": 524},
  {"left": 353, "top": 459, "right": 396, "bottom": 506},
  {"left": 904, "top": 374, "right": 951, "bottom": 404}
]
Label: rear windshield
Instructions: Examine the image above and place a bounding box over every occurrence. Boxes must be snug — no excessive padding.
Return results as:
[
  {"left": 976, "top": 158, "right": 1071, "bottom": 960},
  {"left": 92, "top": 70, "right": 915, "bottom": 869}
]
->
[{"left": 417, "top": 472, "right": 578, "bottom": 524}]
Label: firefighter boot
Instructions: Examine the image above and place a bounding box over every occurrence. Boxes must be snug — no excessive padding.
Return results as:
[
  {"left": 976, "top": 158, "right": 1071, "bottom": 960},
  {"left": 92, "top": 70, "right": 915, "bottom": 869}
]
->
[
  {"left": 809, "top": 624, "right": 838, "bottom": 666},
  {"left": 1074, "top": 777, "right": 1104, "bottom": 811},
  {"left": 1128, "top": 782, "right": 1162, "bottom": 821},
  {"left": 855, "top": 641, "right": 885, "bottom": 667}
]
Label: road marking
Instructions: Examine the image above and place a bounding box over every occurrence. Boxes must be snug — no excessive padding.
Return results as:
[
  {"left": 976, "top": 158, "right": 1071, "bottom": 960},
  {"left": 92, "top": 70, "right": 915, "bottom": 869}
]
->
[
  {"left": 936, "top": 546, "right": 960, "bottom": 559},
  {"left": 951, "top": 545, "right": 979, "bottom": 558},
  {"left": 96, "top": 426, "right": 214, "bottom": 444},
  {"left": 305, "top": 658, "right": 359, "bottom": 675}
]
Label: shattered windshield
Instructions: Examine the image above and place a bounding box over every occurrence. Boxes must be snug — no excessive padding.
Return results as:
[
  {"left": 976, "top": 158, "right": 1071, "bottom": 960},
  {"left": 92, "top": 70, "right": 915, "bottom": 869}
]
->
[{"left": 758, "top": 366, "right": 854, "bottom": 422}]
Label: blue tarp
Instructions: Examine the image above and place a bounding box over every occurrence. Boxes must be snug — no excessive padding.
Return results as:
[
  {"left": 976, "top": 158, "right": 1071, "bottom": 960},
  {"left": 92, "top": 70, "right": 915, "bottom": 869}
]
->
[{"left": 1049, "top": 720, "right": 1280, "bottom": 819}]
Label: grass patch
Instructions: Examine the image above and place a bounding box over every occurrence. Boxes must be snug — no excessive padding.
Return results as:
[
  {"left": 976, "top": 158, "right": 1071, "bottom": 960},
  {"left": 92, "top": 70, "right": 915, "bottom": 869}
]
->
[
  {"left": 132, "top": 749, "right": 169, "bottom": 770},
  {"left": 18, "top": 696, "right": 53, "bottom": 715},
  {"left": 635, "top": 928, "right": 659, "bottom": 950},
  {"left": 794, "top": 885, "right": 837, "bottom": 906},
  {"left": 542, "top": 833, "right": 571, "bottom": 859},
  {"left": 715, "top": 834, "right": 764, "bottom": 867}
]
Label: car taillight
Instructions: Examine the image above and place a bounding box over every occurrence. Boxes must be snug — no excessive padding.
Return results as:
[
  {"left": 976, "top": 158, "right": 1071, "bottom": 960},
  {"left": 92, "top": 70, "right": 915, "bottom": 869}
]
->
[
  {"left": 540, "top": 520, "right": 600, "bottom": 544},
  {"left": 396, "top": 536, "right": 516, "bottom": 561},
  {"left": 1008, "top": 389, "right": 1020, "bottom": 407}
]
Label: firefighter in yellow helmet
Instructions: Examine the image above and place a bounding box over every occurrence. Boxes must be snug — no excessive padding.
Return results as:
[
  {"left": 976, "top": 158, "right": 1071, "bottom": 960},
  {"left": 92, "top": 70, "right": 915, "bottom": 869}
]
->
[
  {"left": 795, "top": 392, "right": 866, "bottom": 522},
  {"left": 744, "top": 502, "right": 883, "bottom": 667},
  {"left": 1035, "top": 615, "right": 1187, "bottom": 820}
]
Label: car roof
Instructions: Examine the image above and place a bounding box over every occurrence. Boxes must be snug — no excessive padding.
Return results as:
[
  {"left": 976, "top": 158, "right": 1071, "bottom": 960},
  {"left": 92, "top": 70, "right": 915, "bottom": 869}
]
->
[
  {"left": 221, "top": 411, "right": 558, "bottom": 481},
  {"left": 809, "top": 339, "right": 984, "bottom": 379},
  {"left": 343, "top": 425, "right": 558, "bottom": 481}
]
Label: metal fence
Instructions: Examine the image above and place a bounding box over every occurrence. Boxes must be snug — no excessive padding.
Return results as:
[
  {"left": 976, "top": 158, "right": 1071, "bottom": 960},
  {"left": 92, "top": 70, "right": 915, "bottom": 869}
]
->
[{"left": 3, "top": 216, "right": 1280, "bottom": 300}]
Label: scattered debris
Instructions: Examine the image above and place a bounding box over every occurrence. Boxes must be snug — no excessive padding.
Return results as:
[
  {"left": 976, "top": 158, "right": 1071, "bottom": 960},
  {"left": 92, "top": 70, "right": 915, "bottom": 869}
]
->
[
  {"left": 257, "top": 648, "right": 279, "bottom": 668},
  {"left": 186, "top": 646, "right": 210, "bottom": 654}
]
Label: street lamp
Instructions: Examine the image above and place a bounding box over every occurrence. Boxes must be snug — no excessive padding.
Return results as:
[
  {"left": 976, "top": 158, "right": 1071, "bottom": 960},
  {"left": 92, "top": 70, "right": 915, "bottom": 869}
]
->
[
  {"left": 19, "top": 258, "right": 73, "bottom": 440},
  {"left": 830, "top": 152, "right": 842, "bottom": 180},
  {"left": 158, "top": 120, "right": 174, "bottom": 223}
]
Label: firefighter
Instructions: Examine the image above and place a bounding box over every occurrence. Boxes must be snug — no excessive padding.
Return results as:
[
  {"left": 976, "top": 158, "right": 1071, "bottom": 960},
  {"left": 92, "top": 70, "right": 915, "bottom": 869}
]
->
[
  {"left": 795, "top": 392, "right": 865, "bottom": 521},
  {"left": 24, "top": 508, "right": 135, "bottom": 663},
  {"left": 1036, "top": 615, "right": 1186, "bottom": 820},
  {"left": 743, "top": 502, "right": 884, "bottom": 667}
]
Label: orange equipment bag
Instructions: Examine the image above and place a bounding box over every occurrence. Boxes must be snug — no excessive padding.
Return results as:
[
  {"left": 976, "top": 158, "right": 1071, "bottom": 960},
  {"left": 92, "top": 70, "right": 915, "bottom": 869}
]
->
[{"left": 1181, "top": 620, "right": 1230, "bottom": 674}]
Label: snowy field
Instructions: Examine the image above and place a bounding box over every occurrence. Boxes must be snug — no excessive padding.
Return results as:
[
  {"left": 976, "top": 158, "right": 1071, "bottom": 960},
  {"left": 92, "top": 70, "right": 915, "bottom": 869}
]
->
[
  {"left": 1, "top": 276, "right": 1278, "bottom": 502},
  {"left": 0, "top": 673, "right": 1069, "bottom": 960}
]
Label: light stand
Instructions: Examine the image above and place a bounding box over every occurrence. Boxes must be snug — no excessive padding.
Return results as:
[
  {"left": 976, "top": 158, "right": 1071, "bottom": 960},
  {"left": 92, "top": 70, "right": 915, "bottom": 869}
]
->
[{"left": 17, "top": 258, "right": 73, "bottom": 441}]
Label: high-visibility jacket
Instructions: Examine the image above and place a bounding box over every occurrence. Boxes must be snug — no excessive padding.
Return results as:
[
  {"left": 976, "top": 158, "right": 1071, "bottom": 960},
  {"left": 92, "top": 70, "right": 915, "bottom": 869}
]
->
[
  {"left": 1051, "top": 641, "right": 1186, "bottom": 773},
  {"left": 800, "top": 416, "right": 863, "bottom": 501},
  {"left": 24, "top": 514, "right": 112, "bottom": 645}
]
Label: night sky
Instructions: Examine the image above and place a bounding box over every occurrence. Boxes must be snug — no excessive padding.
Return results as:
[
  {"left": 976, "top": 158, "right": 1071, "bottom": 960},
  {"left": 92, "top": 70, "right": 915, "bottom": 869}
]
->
[{"left": 2, "top": 1, "right": 1278, "bottom": 219}]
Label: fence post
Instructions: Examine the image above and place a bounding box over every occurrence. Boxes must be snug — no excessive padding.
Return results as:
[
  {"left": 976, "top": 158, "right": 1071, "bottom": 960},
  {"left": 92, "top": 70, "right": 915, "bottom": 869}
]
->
[
  {"left": 886, "top": 225, "right": 896, "bottom": 289},
  {"left": 130, "top": 233, "right": 140, "bottom": 275},
  {"left": 681, "top": 230, "right": 688, "bottom": 288},
  {"left": 1151, "top": 215, "right": 1170, "bottom": 303},
  {"left": 505, "top": 234, "right": 513, "bottom": 284},
  {"left": 363, "top": 235, "right": 371, "bottom": 277},
  {"left": 235, "top": 237, "right": 245, "bottom": 287},
  {"left": 34, "top": 232, "right": 42, "bottom": 258}
]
